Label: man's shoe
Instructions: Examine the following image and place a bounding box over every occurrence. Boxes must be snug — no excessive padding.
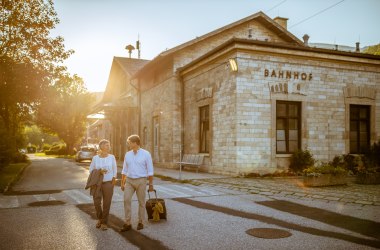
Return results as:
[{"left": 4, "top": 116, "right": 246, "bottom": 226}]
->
[
  {"left": 120, "top": 224, "right": 131, "bottom": 232},
  {"left": 100, "top": 224, "right": 108, "bottom": 231},
  {"left": 137, "top": 223, "right": 144, "bottom": 230}
]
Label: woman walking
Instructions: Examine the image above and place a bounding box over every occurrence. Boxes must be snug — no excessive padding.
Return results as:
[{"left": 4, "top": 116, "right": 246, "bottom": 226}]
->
[{"left": 88, "top": 139, "right": 117, "bottom": 230}]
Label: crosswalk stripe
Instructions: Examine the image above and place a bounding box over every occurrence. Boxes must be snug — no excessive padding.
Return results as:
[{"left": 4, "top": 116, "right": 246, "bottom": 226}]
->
[
  {"left": 33, "top": 194, "right": 48, "bottom": 201},
  {"left": 156, "top": 186, "right": 192, "bottom": 197},
  {"left": 0, "top": 196, "right": 19, "bottom": 209},
  {"left": 175, "top": 185, "right": 221, "bottom": 196},
  {"left": 171, "top": 185, "right": 210, "bottom": 196},
  {"left": 63, "top": 190, "right": 92, "bottom": 203}
]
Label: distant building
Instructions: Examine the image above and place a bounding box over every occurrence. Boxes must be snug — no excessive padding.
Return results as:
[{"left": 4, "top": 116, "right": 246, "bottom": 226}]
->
[{"left": 97, "top": 12, "right": 380, "bottom": 175}]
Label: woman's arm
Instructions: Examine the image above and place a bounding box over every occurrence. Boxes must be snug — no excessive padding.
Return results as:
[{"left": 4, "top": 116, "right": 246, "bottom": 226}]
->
[{"left": 89, "top": 156, "right": 96, "bottom": 173}]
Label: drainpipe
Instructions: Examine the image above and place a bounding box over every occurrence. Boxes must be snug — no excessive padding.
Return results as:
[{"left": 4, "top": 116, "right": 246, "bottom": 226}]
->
[{"left": 176, "top": 70, "right": 185, "bottom": 159}]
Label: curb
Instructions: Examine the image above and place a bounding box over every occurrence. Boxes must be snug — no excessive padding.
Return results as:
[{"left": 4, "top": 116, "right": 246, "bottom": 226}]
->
[{"left": 2, "top": 162, "right": 30, "bottom": 193}]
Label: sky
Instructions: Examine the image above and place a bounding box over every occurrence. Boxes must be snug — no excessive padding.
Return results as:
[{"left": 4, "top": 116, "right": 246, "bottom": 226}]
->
[{"left": 50, "top": 0, "right": 380, "bottom": 92}]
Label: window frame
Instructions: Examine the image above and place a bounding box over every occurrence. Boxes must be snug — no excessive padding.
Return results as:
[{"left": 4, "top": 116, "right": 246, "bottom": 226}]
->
[
  {"left": 199, "top": 105, "right": 210, "bottom": 153},
  {"left": 349, "top": 104, "right": 370, "bottom": 154},
  {"left": 276, "top": 101, "right": 301, "bottom": 154}
]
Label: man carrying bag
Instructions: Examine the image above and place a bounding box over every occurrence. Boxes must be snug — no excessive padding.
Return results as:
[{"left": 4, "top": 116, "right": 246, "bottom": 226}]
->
[{"left": 120, "top": 135, "right": 154, "bottom": 231}]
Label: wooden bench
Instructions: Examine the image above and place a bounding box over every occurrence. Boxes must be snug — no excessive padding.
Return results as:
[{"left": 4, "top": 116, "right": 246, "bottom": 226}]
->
[{"left": 176, "top": 154, "right": 204, "bottom": 173}]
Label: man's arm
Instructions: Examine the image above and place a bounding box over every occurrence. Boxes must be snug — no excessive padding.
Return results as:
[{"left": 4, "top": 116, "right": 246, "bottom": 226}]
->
[
  {"left": 121, "top": 174, "right": 126, "bottom": 191},
  {"left": 121, "top": 153, "right": 128, "bottom": 190},
  {"left": 148, "top": 175, "right": 154, "bottom": 191}
]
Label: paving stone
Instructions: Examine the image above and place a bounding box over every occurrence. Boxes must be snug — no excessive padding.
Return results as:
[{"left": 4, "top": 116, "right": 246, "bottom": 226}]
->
[
  {"left": 259, "top": 191, "right": 274, "bottom": 196},
  {"left": 280, "top": 191, "right": 294, "bottom": 195},
  {"left": 340, "top": 198, "right": 356, "bottom": 203},
  {"left": 324, "top": 197, "right": 341, "bottom": 201},
  {"left": 292, "top": 193, "right": 307, "bottom": 197},
  {"left": 311, "top": 195, "right": 325, "bottom": 199},
  {"left": 354, "top": 200, "right": 373, "bottom": 205}
]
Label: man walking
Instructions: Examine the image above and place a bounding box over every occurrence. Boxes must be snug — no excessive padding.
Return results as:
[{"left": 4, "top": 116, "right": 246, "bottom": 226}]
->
[{"left": 120, "top": 134, "right": 154, "bottom": 231}]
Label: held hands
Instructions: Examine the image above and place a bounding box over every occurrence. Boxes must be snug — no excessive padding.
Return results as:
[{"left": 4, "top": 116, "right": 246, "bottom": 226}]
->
[{"left": 148, "top": 184, "right": 154, "bottom": 192}]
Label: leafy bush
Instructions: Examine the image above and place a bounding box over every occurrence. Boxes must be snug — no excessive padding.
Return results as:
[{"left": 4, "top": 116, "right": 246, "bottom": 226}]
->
[
  {"left": 303, "top": 163, "right": 347, "bottom": 176},
  {"left": 330, "top": 155, "right": 344, "bottom": 168},
  {"left": 12, "top": 152, "right": 28, "bottom": 163},
  {"left": 361, "top": 140, "right": 380, "bottom": 173},
  {"left": 45, "top": 143, "right": 67, "bottom": 155},
  {"left": 342, "top": 154, "right": 359, "bottom": 174},
  {"left": 289, "top": 149, "right": 315, "bottom": 174}
]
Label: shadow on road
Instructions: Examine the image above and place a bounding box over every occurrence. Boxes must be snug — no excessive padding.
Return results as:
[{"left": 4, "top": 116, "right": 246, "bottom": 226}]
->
[
  {"left": 76, "top": 203, "right": 169, "bottom": 250},
  {"left": 173, "top": 198, "right": 380, "bottom": 249},
  {"left": 257, "top": 199, "right": 380, "bottom": 240}
]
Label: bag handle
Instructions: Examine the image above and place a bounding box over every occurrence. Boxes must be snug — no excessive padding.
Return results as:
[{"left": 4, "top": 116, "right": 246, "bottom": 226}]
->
[{"left": 147, "top": 189, "right": 157, "bottom": 200}]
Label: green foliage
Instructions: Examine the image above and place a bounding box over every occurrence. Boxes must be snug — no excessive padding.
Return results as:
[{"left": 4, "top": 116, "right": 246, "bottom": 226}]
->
[
  {"left": 360, "top": 140, "right": 380, "bottom": 173},
  {"left": 36, "top": 74, "right": 94, "bottom": 154},
  {"left": 289, "top": 149, "right": 315, "bottom": 174},
  {"left": 12, "top": 152, "right": 28, "bottom": 163},
  {"left": 342, "top": 154, "right": 359, "bottom": 174},
  {"left": 45, "top": 143, "right": 67, "bottom": 155},
  {"left": 330, "top": 155, "right": 344, "bottom": 168},
  {"left": 0, "top": 0, "right": 73, "bottom": 165},
  {"left": 303, "top": 163, "right": 347, "bottom": 176},
  {"left": 23, "top": 125, "right": 60, "bottom": 147},
  {"left": 42, "top": 144, "right": 51, "bottom": 152},
  {"left": 0, "top": 163, "right": 29, "bottom": 193},
  {"left": 363, "top": 44, "right": 380, "bottom": 56}
]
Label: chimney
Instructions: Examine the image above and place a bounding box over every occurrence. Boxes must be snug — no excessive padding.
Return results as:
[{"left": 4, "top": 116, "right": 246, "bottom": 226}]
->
[
  {"left": 273, "top": 17, "right": 288, "bottom": 30},
  {"left": 302, "top": 34, "right": 309, "bottom": 46},
  {"left": 356, "top": 42, "right": 360, "bottom": 52}
]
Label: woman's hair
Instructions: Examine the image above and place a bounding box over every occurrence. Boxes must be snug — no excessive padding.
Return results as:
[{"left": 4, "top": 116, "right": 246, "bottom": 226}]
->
[
  {"left": 98, "top": 139, "right": 110, "bottom": 149},
  {"left": 127, "top": 135, "right": 140, "bottom": 145}
]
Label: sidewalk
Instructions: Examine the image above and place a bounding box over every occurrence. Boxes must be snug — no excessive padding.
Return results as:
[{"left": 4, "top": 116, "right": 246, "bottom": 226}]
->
[
  {"left": 116, "top": 161, "right": 228, "bottom": 180},
  {"left": 116, "top": 161, "right": 380, "bottom": 207}
]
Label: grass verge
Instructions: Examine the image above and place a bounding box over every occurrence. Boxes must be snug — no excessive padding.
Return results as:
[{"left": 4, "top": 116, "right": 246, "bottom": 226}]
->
[
  {"left": 34, "top": 153, "right": 75, "bottom": 159},
  {"left": 0, "top": 162, "right": 30, "bottom": 193}
]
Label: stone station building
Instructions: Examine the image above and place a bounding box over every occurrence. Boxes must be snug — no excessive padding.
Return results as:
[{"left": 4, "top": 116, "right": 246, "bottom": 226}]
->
[{"left": 95, "top": 12, "right": 380, "bottom": 176}]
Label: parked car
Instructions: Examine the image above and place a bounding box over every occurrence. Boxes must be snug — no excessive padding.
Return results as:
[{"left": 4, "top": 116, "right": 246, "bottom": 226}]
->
[{"left": 75, "top": 145, "right": 97, "bottom": 162}]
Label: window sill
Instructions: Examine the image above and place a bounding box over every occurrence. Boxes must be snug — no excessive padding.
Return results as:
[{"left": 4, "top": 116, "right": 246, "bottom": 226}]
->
[
  {"left": 199, "top": 153, "right": 210, "bottom": 157},
  {"left": 276, "top": 154, "right": 292, "bottom": 158}
]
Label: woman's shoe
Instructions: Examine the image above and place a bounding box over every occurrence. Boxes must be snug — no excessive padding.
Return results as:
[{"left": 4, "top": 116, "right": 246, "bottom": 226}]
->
[
  {"left": 96, "top": 220, "right": 101, "bottom": 228},
  {"left": 100, "top": 224, "right": 108, "bottom": 230}
]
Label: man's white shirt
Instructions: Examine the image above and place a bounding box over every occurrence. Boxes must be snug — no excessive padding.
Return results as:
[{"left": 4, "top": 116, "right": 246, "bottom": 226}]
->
[{"left": 122, "top": 148, "right": 154, "bottom": 178}]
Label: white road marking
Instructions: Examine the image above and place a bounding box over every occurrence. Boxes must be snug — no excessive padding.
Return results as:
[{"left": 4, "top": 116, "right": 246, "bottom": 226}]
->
[
  {"left": 173, "top": 185, "right": 222, "bottom": 196},
  {"left": 63, "top": 189, "right": 93, "bottom": 204},
  {"left": 0, "top": 195, "right": 19, "bottom": 209},
  {"left": 155, "top": 185, "right": 192, "bottom": 197}
]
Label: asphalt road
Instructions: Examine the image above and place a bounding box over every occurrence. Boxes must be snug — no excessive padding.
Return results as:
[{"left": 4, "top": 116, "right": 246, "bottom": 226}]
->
[{"left": 0, "top": 155, "right": 379, "bottom": 249}]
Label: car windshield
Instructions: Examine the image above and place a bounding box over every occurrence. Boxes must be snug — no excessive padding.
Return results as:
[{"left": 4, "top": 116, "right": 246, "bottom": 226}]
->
[{"left": 81, "top": 147, "right": 95, "bottom": 152}]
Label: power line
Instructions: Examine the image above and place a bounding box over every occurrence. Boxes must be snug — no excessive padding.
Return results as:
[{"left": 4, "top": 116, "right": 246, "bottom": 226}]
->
[
  {"left": 266, "top": 0, "right": 287, "bottom": 13},
  {"left": 289, "top": 0, "right": 345, "bottom": 28}
]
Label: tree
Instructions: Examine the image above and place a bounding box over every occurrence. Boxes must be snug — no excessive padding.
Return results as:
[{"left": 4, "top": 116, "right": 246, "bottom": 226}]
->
[
  {"left": 363, "top": 44, "right": 380, "bottom": 55},
  {"left": 36, "top": 74, "right": 94, "bottom": 155},
  {"left": 23, "top": 125, "right": 60, "bottom": 147},
  {"left": 0, "top": 0, "right": 73, "bottom": 160}
]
